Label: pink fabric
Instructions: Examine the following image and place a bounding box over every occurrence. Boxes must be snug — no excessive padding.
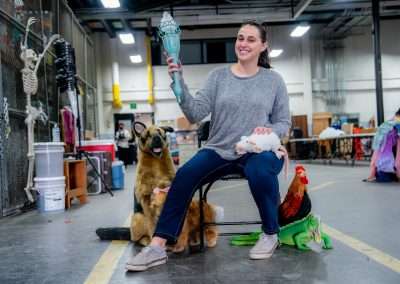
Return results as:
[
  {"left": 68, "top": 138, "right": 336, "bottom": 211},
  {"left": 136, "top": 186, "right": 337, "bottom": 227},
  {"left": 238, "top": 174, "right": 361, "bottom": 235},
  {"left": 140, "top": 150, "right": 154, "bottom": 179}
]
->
[
  {"left": 376, "top": 129, "right": 397, "bottom": 173},
  {"left": 61, "top": 107, "right": 75, "bottom": 145},
  {"left": 396, "top": 139, "right": 400, "bottom": 179},
  {"left": 368, "top": 150, "right": 379, "bottom": 180},
  {"left": 153, "top": 186, "right": 170, "bottom": 194}
]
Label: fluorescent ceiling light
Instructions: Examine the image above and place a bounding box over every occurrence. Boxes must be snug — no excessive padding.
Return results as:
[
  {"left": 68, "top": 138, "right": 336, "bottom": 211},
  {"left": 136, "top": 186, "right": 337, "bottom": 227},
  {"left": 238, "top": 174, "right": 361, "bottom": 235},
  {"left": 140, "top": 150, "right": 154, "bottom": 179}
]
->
[
  {"left": 100, "top": 0, "right": 120, "bottom": 8},
  {"left": 290, "top": 25, "right": 310, "bottom": 37},
  {"left": 130, "top": 55, "right": 142, "bottom": 64},
  {"left": 270, "top": 49, "right": 283, "bottom": 58},
  {"left": 118, "top": 33, "right": 135, "bottom": 44}
]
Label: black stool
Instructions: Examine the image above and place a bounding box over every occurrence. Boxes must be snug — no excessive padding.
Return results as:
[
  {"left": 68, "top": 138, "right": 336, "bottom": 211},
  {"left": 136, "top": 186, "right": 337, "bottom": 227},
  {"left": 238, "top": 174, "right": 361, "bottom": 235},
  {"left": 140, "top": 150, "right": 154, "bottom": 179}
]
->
[{"left": 196, "top": 122, "right": 261, "bottom": 250}]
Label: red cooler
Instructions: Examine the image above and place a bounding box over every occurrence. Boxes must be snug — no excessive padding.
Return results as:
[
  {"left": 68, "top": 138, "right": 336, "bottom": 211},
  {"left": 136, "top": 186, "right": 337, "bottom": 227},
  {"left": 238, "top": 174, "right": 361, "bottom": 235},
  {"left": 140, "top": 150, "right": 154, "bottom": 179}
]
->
[{"left": 79, "top": 140, "right": 116, "bottom": 161}]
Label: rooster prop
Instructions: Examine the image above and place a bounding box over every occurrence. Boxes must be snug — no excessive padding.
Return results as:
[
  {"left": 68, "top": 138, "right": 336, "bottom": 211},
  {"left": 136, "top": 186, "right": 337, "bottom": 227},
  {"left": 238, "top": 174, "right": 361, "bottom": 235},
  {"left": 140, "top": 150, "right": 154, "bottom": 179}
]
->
[{"left": 278, "top": 165, "right": 312, "bottom": 226}]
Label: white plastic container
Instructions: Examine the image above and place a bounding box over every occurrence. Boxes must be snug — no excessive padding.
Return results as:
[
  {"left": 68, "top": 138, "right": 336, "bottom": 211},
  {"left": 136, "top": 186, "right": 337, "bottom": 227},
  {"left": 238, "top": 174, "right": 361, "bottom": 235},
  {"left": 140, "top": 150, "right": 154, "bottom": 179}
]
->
[
  {"left": 34, "top": 176, "right": 65, "bottom": 213},
  {"left": 52, "top": 124, "right": 61, "bottom": 142},
  {"left": 34, "top": 142, "right": 64, "bottom": 177}
]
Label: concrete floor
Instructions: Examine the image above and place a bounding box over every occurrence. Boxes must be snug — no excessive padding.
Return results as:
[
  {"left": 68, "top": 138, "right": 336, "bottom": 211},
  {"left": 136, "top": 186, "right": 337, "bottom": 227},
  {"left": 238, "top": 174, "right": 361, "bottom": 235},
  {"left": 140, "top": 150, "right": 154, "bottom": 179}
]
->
[{"left": 0, "top": 161, "right": 399, "bottom": 284}]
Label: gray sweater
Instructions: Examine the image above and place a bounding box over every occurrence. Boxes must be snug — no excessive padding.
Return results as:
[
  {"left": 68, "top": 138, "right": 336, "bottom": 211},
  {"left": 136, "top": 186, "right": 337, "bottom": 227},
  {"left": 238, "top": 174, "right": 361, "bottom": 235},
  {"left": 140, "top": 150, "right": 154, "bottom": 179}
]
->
[{"left": 177, "top": 66, "right": 291, "bottom": 160}]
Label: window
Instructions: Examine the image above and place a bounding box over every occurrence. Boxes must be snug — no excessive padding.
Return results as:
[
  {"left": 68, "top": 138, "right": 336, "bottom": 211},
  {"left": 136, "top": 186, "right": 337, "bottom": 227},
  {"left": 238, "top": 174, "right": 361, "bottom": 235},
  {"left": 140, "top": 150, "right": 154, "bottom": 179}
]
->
[
  {"left": 151, "top": 38, "right": 236, "bottom": 65},
  {"left": 181, "top": 41, "right": 202, "bottom": 64},
  {"left": 205, "top": 41, "right": 226, "bottom": 63},
  {"left": 151, "top": 41, "right": 162, "bottom": 65},
  {"left": 226, "top": 41, "right": 237, "bottom": 62}
]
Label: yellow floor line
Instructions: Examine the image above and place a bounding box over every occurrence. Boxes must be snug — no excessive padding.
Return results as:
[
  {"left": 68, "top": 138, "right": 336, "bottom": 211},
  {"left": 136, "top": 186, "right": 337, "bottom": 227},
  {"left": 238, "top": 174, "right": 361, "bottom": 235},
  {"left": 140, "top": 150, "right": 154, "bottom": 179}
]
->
[
  {"left": 84, "top": 215, "right": 131, "bottom": 284},
  {"left": 309, "top": 181, "right": 335, "bottom": 192},
  {"left": 323, "top": 224, "right": 400, "bottom": 274}
]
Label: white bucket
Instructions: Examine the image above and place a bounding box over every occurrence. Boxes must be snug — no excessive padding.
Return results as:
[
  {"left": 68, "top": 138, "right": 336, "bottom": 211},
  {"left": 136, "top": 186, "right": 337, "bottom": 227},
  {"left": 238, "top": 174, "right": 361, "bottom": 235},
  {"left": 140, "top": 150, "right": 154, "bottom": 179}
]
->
[
  {"left": 34, "top": 176, "right": 65, "bottom": 213},
  {"left": 34, "top": 142, "right": 64, "bottom": 177}
]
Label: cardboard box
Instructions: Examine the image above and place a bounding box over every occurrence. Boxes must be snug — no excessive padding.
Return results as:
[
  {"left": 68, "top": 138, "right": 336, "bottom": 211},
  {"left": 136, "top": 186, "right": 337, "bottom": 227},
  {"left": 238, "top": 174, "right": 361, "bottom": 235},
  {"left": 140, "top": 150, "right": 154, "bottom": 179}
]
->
[
  {"left": 359, "top": 128, "right": 376, "bottom": 134},
  {"left": 176, "top": 116, "right": 197, "bottom": 130},
  {"left": 84, "top": 130, "right": 95, "bottom": 140},
  {"left": 341, "top": 123, "right": 354, "bottom": 134},
  {"left": 312, "top": 112, "right": 332, "bottom": 136}
]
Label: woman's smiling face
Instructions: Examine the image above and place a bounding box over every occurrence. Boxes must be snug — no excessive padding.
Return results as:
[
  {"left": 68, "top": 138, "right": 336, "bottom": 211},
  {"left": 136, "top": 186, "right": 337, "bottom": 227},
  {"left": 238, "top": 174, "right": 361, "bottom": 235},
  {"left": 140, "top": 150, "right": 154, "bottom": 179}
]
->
[{"left": 235, "top": 24, "right": 267, "bottom": 64}]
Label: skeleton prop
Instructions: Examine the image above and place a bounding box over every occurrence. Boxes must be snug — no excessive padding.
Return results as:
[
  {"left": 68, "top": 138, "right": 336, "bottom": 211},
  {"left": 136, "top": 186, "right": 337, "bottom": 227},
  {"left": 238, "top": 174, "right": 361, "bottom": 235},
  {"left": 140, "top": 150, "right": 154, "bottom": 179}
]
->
[{"left": 20, "top": 17, "right": 60, "bottom": 202}]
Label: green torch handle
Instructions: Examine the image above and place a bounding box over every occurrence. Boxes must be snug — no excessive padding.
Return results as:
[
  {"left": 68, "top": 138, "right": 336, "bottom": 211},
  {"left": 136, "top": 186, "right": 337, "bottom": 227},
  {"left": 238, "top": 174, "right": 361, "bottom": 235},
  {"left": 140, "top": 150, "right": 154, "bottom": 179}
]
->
[{"left": 172, "top": 70, "right": 182, "bottom": 103}]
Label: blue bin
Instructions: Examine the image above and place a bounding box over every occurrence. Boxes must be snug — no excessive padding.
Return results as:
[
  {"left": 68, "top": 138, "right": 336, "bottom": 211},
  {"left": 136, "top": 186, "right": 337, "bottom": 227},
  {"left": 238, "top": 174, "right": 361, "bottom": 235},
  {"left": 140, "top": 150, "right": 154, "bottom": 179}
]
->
[{"left": 112, "top": 161, "right": 124, "bottom": 189}]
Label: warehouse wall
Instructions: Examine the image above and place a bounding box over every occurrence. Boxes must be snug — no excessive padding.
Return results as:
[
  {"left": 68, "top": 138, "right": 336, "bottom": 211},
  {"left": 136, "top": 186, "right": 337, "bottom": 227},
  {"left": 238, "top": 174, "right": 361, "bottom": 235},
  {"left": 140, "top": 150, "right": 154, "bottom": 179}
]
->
[
  {"left": 312, "top": 19, "right": 400, "bottom": 124},
  {"left": 95, "top": 19, "right": 400, "bottom": 136}
]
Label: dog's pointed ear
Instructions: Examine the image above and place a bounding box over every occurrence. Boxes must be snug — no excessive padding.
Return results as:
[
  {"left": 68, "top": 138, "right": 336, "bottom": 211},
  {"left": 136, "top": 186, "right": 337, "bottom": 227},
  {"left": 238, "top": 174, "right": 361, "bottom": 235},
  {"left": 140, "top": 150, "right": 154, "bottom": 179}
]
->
[
  {"left": 161, "top": 126, "right": 174, "bottom": 133},
  {"left": 134, "top": 122, "right": 147, "bottom": 137}
]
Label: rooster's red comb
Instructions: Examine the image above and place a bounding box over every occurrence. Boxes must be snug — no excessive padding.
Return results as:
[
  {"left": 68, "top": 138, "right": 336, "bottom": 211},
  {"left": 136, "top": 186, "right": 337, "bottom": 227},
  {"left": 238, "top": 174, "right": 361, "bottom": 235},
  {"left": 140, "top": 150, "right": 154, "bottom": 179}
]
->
[{"left": 295, "top": 165, "right": 306, "bottom": 172}]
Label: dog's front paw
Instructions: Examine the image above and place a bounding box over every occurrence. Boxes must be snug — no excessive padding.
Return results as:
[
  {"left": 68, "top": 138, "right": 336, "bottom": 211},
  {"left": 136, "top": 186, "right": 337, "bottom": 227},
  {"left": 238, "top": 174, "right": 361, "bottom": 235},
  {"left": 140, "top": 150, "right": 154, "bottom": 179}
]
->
[
  {"left": 207, "top": 239, "right": 217, "bottom": 248},
  {"left": 138, "top": 236, "right": 151, "bottom": 246}
]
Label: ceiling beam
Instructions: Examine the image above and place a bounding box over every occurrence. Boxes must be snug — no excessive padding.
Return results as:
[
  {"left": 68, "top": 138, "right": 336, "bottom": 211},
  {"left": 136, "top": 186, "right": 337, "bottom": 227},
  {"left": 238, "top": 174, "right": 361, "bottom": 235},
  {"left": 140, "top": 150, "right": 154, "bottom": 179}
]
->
[
  {"left": 121, "top": 18, "right": 131, "bottom": 31},
  {"left": 74, "top": 5, "right": 286, "bottom": 19},
  {"left": 102, "top": 20, "right": 116, "bottom": 37},
  {"left": 335, "top": 15, "right": 367, "bottom": 36},
  {"left": 307, "top": 0, "right": 400, "bottom": 12},
  {"left": 67, "top": 0, "right": 85, "bottom": 9},
  {"left": 74, "top": 9, "right": 294, "bottom": 26},
  {"left": 293, "top": 0, "right": 313, "bottom": 19}
]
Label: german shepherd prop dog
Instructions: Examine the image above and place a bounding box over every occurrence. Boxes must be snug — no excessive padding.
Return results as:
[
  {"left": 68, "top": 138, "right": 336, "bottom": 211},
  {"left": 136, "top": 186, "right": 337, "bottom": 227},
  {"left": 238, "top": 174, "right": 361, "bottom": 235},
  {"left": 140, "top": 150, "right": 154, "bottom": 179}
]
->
[{"left": 96, "top": 122, "right": 218, "bottom": 252}]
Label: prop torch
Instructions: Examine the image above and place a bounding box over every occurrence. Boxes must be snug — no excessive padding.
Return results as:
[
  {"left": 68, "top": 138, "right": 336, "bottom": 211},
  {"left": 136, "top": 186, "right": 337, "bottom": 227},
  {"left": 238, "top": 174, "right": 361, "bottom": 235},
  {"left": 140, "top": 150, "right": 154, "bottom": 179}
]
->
[{"left": 158, "top": 12, "right": 183, "bottom": 103}]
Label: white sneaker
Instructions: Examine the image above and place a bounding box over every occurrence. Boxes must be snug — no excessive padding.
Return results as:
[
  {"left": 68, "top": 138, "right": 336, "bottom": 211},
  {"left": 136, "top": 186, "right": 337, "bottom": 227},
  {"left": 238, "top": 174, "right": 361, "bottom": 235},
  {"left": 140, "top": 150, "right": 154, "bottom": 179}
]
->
[
  {"left": 125, "top": 245, "right": 167, "bottom": 271},
  {"left": 249, "top": 233, "right": 279, "bottom": 260}
]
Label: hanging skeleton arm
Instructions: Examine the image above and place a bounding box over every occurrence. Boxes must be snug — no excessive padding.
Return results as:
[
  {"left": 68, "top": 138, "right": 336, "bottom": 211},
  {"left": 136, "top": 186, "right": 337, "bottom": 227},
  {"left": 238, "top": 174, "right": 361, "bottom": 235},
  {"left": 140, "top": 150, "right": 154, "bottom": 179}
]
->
[
  {"left": 21, "top": 17, "right": 60, "bottom": 202},
  {"left": 21, "top": 18, "right": 39, "bottom": 66},
  {"left": 20, "top": 17, "right": 60, "bottom": 96},
  {"left": 22, "top": 18, "right": 38, "bottom": 54}
]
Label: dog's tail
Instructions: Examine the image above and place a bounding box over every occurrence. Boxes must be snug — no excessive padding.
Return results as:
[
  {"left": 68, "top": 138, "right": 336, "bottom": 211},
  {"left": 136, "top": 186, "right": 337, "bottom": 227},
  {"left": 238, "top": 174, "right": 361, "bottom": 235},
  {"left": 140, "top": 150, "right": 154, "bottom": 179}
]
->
[{"left": 96, "top": 227, "right": 131, "bottom": 241}]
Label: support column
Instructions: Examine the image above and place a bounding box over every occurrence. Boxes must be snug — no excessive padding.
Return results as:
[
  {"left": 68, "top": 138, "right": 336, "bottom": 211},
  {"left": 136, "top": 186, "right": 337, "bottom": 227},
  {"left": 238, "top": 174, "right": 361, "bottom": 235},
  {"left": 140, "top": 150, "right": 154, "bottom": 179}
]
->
[
  {"left": 302, "top": 33, "right": 313, "bottom": 137},
  {"left": 95, "top": 34, "right": 105, "bottom": 135},
  {"left": 372, "top": 0, "right": 384, "bottom": 124},
  {"left": 0, "top": 51, "right": 6, "bottom": 217},
  {"left": 111, "top": 38, "right": 122, "bottom": 109}
]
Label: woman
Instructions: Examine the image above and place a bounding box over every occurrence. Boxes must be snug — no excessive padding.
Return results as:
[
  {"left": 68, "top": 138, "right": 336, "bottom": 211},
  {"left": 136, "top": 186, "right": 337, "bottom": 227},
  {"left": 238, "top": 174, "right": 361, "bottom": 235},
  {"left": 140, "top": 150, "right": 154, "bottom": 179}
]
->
[
  {"left": 115, "top": 122, "right": 132, "bottom": 167},
  {"left": 126, "top": 21, "right": 291, "bottom": 271},
  {"left": 364, "top": 108, "right": 400, "bottom": 182}
]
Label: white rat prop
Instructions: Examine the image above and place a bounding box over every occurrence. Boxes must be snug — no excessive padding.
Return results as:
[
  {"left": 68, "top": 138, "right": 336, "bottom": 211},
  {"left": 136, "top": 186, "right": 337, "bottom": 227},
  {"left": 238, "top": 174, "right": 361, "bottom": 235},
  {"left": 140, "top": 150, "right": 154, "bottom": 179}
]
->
[{"left": 235, "top": 132, "right": 289, "bottom": 178}]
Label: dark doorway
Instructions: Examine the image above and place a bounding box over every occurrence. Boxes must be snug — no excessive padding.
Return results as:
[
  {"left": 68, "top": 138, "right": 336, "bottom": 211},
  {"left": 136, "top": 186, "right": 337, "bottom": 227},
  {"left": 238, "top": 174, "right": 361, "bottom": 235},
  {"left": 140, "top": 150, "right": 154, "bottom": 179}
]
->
[
  {"left": 114, "top": 113, "right": 135, "bottom": 136},
  {"left": 114, "top": 113, "right": 137, "bottom": 165}
]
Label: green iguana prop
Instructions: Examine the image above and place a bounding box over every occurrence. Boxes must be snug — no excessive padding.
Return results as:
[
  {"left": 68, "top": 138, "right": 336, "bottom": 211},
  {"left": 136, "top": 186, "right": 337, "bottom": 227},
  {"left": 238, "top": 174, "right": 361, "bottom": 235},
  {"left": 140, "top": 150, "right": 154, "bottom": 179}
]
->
[{"left": 231, "top": 214, "right": 332, "bottom": 250}]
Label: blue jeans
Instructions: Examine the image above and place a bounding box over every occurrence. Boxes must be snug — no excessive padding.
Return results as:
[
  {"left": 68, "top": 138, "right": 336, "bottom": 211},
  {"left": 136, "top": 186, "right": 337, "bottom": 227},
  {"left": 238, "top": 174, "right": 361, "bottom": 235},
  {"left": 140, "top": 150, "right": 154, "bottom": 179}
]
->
[{"left": 154, "top": 149, "right": 284, "bottom": 244}]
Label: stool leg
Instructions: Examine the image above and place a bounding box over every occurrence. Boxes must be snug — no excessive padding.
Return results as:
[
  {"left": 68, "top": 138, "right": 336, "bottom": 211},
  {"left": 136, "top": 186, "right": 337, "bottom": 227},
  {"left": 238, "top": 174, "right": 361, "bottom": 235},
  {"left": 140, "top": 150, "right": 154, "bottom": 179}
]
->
[{"left": 199, "top": 185, "right": 205, "bottom": 251}]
